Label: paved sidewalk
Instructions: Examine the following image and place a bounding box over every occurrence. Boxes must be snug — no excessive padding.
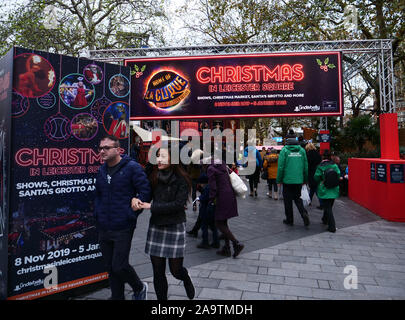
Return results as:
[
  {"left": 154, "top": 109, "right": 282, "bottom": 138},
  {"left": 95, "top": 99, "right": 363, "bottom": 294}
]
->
[{"left": 75, "top": 178, "right": 405, "bottom": 300}]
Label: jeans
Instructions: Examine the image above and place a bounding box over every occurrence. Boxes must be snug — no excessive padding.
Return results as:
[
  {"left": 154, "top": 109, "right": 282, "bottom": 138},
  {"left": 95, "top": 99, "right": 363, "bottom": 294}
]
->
[
  {"left": 201, "top": 204, "right": 219, "bottom": 245},
  {"left": 282, "top": 184, "right": 307, "bottom": 223},
  {"left": 248, "top": 166, "right": 261, "bottom": 192},
  {"left": 98, "top": 227, "right": 143, "bottom": 300},
  {"left": 267, "top": 179, "right": 278, "bottom": 192}
]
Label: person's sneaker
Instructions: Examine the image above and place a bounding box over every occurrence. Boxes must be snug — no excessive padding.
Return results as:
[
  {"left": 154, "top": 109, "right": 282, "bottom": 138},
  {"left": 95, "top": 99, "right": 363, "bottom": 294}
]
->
[
  {"left": 232, "top": 242, "right": 244, "bottom": 258},
  {"left": 216, "top": 245, "right": 231, "bottom": 257},
  {"left": 210, "top": 242, "right": 220, "bottom": 249},
  {"left": 283, "top": 219, "right": 293, "bottom": 226},
  {"left": 132, "top": 282, "right": 148, "bottom": 300},
  {"left": 197, "top": 242, "right": 210, "bottom": 249}
]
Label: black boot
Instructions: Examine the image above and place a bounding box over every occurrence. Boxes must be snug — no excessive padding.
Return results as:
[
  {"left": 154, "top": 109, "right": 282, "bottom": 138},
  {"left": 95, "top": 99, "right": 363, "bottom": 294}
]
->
[
  {"left": 232, "top": 242, "right": 244, "bottom": 258},
  {"left": 183, "top": 271, "right": 195, "bottom": 300},
  {"left": 216, "top": 245, "right": 231, "bottom": 257}
]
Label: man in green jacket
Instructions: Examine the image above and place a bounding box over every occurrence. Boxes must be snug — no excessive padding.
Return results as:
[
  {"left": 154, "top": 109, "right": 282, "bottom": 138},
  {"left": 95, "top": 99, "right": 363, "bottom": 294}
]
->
[
  {"left": 314, "top": 150, "right": 340, "bottom": 233},
  {"left": 276, "top": 130, "right": 310, "bottom": 227}
]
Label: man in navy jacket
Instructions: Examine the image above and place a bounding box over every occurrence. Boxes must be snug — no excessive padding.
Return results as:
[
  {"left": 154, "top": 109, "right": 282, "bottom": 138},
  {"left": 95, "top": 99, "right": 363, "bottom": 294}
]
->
[{"left": 95, "top": 135, "right": 151, "bottom": 300}]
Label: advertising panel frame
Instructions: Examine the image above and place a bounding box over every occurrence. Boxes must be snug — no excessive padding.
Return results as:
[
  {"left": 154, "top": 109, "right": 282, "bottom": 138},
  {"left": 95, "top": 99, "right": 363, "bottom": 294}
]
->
[
  {"left": 5, "top": 47, "right": 130, "bottom": 300},
  {"left": 0, "top": 48, "right": 13, "bottom": 300}
]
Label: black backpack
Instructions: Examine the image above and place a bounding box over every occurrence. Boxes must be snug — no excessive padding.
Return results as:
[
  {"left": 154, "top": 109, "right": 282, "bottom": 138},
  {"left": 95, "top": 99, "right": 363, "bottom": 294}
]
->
[{"left": 323, "top": 168, "right": 339, "bottom": 188}]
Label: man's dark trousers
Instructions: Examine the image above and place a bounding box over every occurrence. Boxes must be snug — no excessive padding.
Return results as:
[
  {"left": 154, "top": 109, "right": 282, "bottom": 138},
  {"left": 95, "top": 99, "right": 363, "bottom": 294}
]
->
[
  {"left": 282, "top": 184, "right": 308, "bottom": 224},
  {"left": 98, "top": 227, "right": 143, "bottom": 300}
]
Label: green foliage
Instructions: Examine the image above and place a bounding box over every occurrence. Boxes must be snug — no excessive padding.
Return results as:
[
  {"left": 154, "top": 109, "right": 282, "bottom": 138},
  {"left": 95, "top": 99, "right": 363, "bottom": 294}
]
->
[
  {"left": 337, "top": 150, "right": 381, "bottom": 166},
  {"left": 0, "top": 0, "right": 167, "bottom": 56},
  {"left": 341, "top": 115, "right": 380, "bottom": 152}
]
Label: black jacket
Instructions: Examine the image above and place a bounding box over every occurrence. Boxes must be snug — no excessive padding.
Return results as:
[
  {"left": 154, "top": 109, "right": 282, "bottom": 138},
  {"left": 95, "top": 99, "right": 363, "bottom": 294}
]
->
[
  {"left": 306, "top": 149, "right": 322, "bottom": 188},
  {"left": 150, "top": 169, "right": 189, "bottom": 226},
  {"left": 95, "top": 155, "right": 152, "bottom": 231}
]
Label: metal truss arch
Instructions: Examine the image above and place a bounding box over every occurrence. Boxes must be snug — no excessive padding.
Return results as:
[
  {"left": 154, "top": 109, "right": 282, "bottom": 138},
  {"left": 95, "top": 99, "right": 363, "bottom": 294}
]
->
[{"left": 90, "top": 39, "right": 397, "bottom": 114}]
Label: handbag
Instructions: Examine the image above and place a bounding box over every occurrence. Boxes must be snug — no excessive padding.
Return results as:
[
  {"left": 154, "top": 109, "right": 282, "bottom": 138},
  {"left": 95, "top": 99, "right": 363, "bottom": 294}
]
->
[
  {"left": 227, "top": 167, "right": 248, "bottom": 197},
  {"left": 300, "top": 184, "right": 311, "bottom": 207},
  {"left": 261, "top": 170, "right": 268, "bottom": 180}
]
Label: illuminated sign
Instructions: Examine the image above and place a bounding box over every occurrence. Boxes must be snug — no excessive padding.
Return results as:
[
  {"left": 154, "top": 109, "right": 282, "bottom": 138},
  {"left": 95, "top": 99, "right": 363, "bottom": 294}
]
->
[{"left": 126, "top": 51, "right": 343, "bottom": 120}]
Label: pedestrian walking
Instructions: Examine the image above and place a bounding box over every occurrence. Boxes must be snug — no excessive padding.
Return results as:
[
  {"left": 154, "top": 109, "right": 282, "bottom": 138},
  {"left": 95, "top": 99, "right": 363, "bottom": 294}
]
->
[
  {"left": 139, "top": 147, "right": 195, "bottom": 300},
  {"left": 195, "top": 173, "right": 220, "bottom": 249},
  {"left": 276, "top": 130, "right": 310, "bottom": 227},
  {"left": 94, "top": 135, "right": 151, "bottom": 300},
  {"left": 314, "top": 150, "right": 341, "bottom": 233},
  {"left": 207, "top": 158, "right": 244, "bottom": 258},
  {"left": 244, "top": 146, "right": 263, "bottom": 197},
  {"left": 305, "top": 143, "right": 322, "bottom": 205},
  {"left": 263, "top": 148, "right": 279, "bottom": 199}
]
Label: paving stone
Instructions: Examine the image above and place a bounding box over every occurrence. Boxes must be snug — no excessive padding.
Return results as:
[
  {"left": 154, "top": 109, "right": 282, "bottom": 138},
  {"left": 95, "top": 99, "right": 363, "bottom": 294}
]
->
[
  {"left": 320, "top": 252, "right": 353, "bottom": 260},
  {"left": 223, "top": 264, "right": 259, "bottom": 274},
  {"left": 270, "top": 284, "right": 313, "bottom": 298},
  {"left": 259, "top": 283, "right": 270, "bottom": 293},
  {"left": 306, "top": 257, "right": 336, "bottom": 266},
  {"left": 267, "top": 268, "right": 299, "bottom": 277},
  {"left": 218, "top": 280, "right": 259, "bottom": 292},
  {"left": 374, "top": 263, "right": 405, "bottom": 272},
  {"left": 299, "top": 271, "right": 343, "bottom": 281},
  {"left": 284, "top": 277, "right": 319, "bottom": 288},
  {"left": 246, "top": 274, "right": 285, "bottom": 285},
  {"left": 291, "top": 250, "right": 320, "bottom": 258},
  {"left": 282, "top": 262, "right": 321, "bottom": 272},
  {"left": 364, "top": 285, "right": 405, "bottom": 298},
  {"left": 318, "top": 280, "right": 330, "bottom": 289},
  {"left": 198, "top": 288, "right": 242, "bottom": 300},
  {"left": 209, "top": 271, "right": 248, "bottom": 281},
  {"left": 241, "top": 292, "right": 284, "bottom": 300},
  {"left": 192, "top": 277, "right": 221, "bottom": 289},
  {"left": 311, "top": 288, "right": 352, "bottom": 300}
]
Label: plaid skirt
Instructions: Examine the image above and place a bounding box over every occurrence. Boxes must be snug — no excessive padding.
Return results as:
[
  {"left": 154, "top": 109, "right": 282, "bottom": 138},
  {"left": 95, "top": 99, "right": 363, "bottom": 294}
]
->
[{"left": 145, "top": 222, "right": 186, "bottom": 258}]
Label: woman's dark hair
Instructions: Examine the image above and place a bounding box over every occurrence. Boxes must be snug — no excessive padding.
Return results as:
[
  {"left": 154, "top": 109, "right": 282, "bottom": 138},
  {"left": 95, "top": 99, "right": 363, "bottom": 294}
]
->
[
  {"left": 148, "top": 147, "right": 192, "bottom": 195},
  {"left": 322, "top": 149, "right": 332, "bottom": 160}
]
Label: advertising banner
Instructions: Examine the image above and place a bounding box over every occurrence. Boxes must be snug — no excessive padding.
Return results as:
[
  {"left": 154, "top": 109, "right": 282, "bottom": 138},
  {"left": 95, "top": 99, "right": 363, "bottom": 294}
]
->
[
  {"left": 0, "top": 48, "right": 13, "bottom": 300},
  {"left": 7, "top": 47, "right": 130, "bottom": 300},
  {"left": 126, "top": 51, "right": 343, "bottom": 120}
]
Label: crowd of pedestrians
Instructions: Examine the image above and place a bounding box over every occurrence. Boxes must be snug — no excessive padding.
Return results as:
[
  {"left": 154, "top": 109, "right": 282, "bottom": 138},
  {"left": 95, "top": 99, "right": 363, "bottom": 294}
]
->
[{"left": 94, "top": 128, "right": 346, "bottom": 300}]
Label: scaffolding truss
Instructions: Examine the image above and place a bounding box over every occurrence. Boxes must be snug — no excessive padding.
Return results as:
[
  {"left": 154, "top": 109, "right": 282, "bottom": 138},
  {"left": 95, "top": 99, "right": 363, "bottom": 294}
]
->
[{"left": 90, "top": 39, "right": 397, "bottom": 114}]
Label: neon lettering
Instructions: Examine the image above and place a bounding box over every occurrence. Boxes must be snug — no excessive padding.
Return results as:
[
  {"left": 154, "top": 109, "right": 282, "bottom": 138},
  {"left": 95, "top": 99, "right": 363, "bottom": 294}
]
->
[{"left": 196, "top": 64, "right": 305, "bottom": 84}]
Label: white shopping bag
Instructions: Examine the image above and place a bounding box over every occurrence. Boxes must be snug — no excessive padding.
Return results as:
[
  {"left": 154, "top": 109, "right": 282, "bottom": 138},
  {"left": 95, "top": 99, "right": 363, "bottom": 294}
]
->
[{"left": 300, "top": 184, "right": 311, "bottom": 207}]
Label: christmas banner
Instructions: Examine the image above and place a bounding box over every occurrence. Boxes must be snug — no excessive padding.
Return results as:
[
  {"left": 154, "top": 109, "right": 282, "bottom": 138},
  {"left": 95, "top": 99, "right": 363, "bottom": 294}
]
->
[{"left": 126, "top": 51, "right": 343, "bottom": 120}]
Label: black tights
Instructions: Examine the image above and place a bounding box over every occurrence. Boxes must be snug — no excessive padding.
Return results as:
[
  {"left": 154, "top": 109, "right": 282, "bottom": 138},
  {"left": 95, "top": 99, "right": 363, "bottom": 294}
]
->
[
  {"left": 215, "top": 219, "right": 238, "bottom": 247},
  {"left": 150, "top": 255, "right": 189, "bottom": 300}
]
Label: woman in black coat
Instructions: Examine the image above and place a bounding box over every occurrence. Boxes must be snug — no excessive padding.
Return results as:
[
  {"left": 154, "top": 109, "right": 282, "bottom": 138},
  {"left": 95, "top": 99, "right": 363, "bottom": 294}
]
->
[
  {"left": 139, "top": 147, "right": 195, "bottom": 300},
  {"left": 305, "top": 143, "right": 322, "bottom": 203}
]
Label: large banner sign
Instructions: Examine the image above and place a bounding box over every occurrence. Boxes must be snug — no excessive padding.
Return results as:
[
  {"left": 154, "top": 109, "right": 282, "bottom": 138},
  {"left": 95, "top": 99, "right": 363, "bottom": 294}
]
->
[
  {"left": 126, "top": 51, "right": 343, "bottom": 120},
  {"left": 6, "top": 47, "right": 130, "bottom": 300},
  {"left": 0, "top": 48, "right": 13, "bottom": 300}
]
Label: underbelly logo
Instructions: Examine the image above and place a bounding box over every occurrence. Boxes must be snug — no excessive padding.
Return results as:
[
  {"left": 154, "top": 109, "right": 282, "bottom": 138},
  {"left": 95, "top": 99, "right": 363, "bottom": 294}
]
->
[{"left": 144, "top": 70, "right": 190, "bottom": 110}]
